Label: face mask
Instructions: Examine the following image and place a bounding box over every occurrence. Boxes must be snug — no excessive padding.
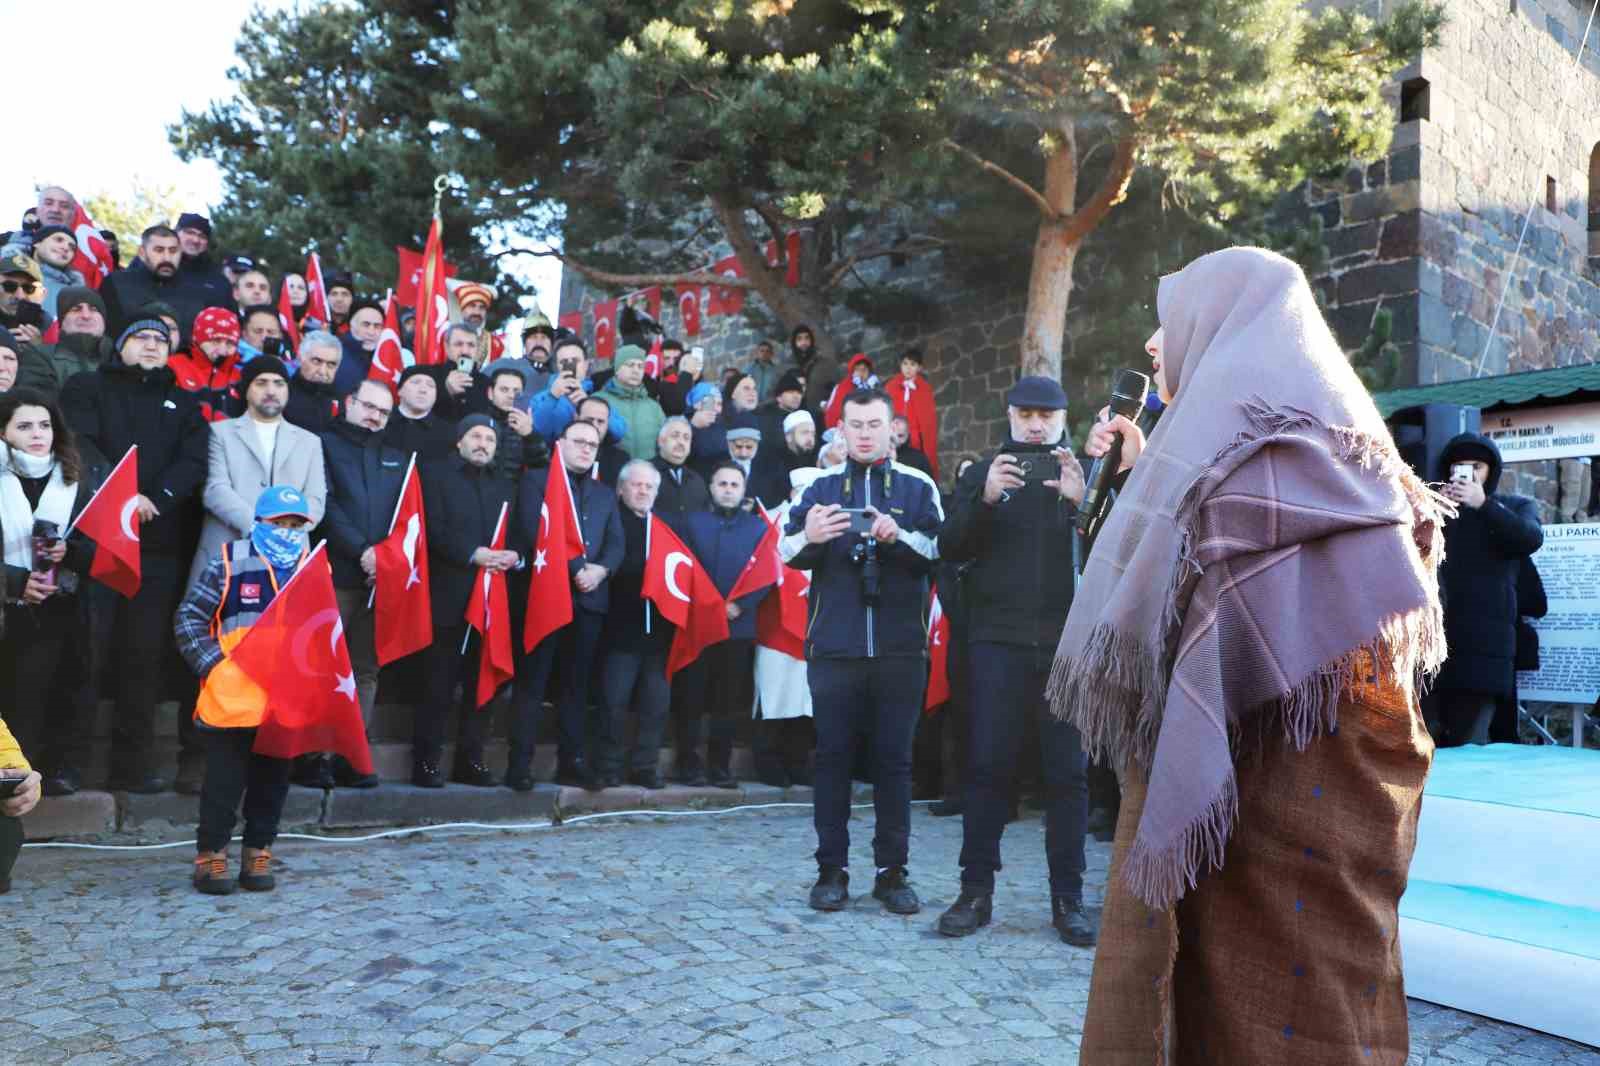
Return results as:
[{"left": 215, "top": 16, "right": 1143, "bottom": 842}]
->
[{"left": 250, "top": 522, "right": 308, "bottom": 571}]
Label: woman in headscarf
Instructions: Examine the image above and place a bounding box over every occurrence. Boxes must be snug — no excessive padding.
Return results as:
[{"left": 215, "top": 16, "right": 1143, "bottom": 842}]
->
[{"left": 1051, "top": 247, "right": 1449, "bottom": 1065}]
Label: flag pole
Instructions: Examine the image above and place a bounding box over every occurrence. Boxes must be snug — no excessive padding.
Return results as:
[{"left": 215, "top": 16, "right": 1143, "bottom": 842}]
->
[
  {"left": 368, "top": 453, "right": 418, "bottom": 610},
  {"left": 464, "top": 501, "right": 509, "bottom": 656},
  {"left": 65, "top": 445, "right": 137, "bottom": 535}
]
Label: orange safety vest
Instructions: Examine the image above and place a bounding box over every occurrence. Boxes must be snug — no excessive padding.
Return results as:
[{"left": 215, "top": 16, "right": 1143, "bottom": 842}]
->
[{"left": 193, "top": 540, "right": 286, "bottom": 730}]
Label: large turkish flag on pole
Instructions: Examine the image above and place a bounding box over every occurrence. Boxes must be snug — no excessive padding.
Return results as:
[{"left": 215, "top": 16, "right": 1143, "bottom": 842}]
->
[
  {"left": 523, "top": 446, "right": 586, "bottom": 653},
  {"left": 394, "top": 244, "right": 458, "bottom": 305},
  {"left": 277, "top": 280, "right": 303, "bottom": 352},
  {"left": 304, "top": 252, "right": 332, "bottom": 328},
  {"left": 411, "top": 217, "right": 450, "bottom": 366},
  {"left": 67, "top": 444, "right": 142, "bottom": 597},
  {"left": 373, "top": 455, "right": 432, "bottom": 665},
  {"left": 591, "top": 299, "right": 618, "bottom": 360},
  {"left": 641, "top": 514, "right": 729, "bottom": 678},
  {"left": 464, "top": 502, "right": 514, "bottom": 708},
  {"left": 233, "top": 544, "right": 374, "bottom": 774},
  {"left": 367, "top": 290, "right": 406, "bottom": 390},
  {"left": 69, "top": 201, "right": 114, "bottom": 290}
]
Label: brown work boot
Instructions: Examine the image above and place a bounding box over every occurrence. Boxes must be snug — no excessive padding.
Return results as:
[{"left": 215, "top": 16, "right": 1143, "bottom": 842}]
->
[
  {"left": 193, "top": 851, "right": 236, "bottom": 896},
  {"left": 239, "top": 847, "right": 276, "bottom": 892}
]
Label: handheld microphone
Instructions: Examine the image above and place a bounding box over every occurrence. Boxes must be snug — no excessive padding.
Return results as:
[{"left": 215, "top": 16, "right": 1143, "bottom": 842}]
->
[{"left": 1075, "top": 369, "right": 1150, "bottom": 535}]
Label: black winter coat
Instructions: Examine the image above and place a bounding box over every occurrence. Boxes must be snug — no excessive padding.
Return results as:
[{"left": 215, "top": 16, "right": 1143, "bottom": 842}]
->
[
  {"left": 602, "top": 508, "right": 676, "bottom": 653},
  {"left": 319, "top": 421, "right": 409, "bottom": 590},
  {"left": 60, "top": 359, "right": 209, "bottom": 556},
  {"left": 939, "top": 441, "right": 1079, "bottom": 650},
  {"left": 1435, "top": 434, "right": 1544, "bottom": 696},
  {"left": 420, "top": 456, "right": 518, "bottom": 626},
  {"left": 682, "top": 506, "right": 772, "bottom": 641},
  {"left": 516, "top": 465, "right": 625, "bottom": 616},
  {"left": 651, "top": 458, "right": 710, "bottom": 531},
  {"left": 285, "top": 374, "right": 342, "bottom": 436},
  {"left": 101, "top": 259, "right": 218, "bottom": 344},
  {"left": 384, "top": 411, "right": 456, "bottom": 462}
]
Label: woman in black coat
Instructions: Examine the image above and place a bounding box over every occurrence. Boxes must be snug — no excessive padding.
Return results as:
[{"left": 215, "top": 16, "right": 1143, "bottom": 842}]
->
[{"left": 1430, "top": 433, "right": 1544, "bottom": 746}]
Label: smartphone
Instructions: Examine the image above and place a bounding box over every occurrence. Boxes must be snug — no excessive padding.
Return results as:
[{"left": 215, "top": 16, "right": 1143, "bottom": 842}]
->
[
  {"left": 1450, "top": 462, "right": 1475, "bottom": 485},
  {"left": 513, "top": 392, "right": 535, "bottom": 415},
  {"left": 455, "top": 356, "right": 477, "bottom": 376},
  {"left": 0, "top": 774, "right": 27, "bottom": 799},
  {"left": 558, "top": 356, "right": 579, "bottom": 377},
  {"left": 839, "top": 508, "right": 876, "bottom": 535},
  {"left": 1015, "top": 455, "right": 1058, "bottom": 485}
]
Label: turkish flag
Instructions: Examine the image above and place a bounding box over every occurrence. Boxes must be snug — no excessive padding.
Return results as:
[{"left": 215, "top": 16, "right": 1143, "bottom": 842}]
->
[
  {"left": 706, "top": 255, "right": 746, "bottom": 316},
  {"left": 558, "top": 311, "right": 583, "bottom": 336},
  {"left": 410, "top": 218, "right": 450, "bottom": 366},
  {"left": 924, "top": 586, "right": 950, "bottom": 712},
  {"left": 69, "top": 202, "right": 114, "bottom": 290},
  {"left": 68, "top": 445, "right": 141, "bottom": 598},
  {"left": 755, "top": 509, "right": 808, "bottom": 659},
  {"left": 729, "top": 505, "right": 782, "bottom": 601},
  {"left": 523, "top": 445, "right": 587, "bottom": 653},
  {"left": 592, "top": 298, "right": 618, "bottom": 360},
  {"left": 765, "top": 231, "right": 802, "bottom": 287},
  {"left": 233, "top": 544, "right": 374, "bottom": 774},
  {"left": 677, "top": 287, "right": 701, "bottom": 337},
  {"left": 642, "top": 514, "right": 729, "bottom": 678},
  {"left": 39, "top": 320, "right": 60, "bottom": 346},
  {"left": 644, "top": 335, "right": 663, "bottom": 380},
  {"left": 303, "top": 252, "right": 331, "bottom": 328},
  {"left": 394, "top": 244, "right": 458, "bottom": 305},
  {"left": 367, "top": 290, "right": 406, "bottom": 390},
  {"left": 373, "top": 456, "right": 432, "bottom": 665},
  {"left": 464, "top": 502, "right": 515, "bottom": 708},
  {"left": 276, "top": 280, "right": 302, "bottom": 353}
]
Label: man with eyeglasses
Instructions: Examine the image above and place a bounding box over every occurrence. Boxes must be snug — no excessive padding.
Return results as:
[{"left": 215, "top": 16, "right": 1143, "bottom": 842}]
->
[
  {"left": 61, "top": 318, "right": 209, "bottom": 792},
  {"left": 0, "top": 254, "right": 47, "bottom": 346},
  {"left": 312, "top": 378, "right": 406, "bottom": 790},
  {"left": 284, "top": 330, "right": 344, "bottom": 435}
]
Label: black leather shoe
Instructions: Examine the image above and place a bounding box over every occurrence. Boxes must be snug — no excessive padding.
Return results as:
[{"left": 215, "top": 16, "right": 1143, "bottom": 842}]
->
[
  {"left": 708, "top": 765, "right": 738, "bottom": 789},
  {"left": 42, "top": 767, "right": 80, "bottom": 797},
  {"left": 786, "top": 763, "right": 813, "bottom": 787},
  {"left": 937, "top": 888, "right": 993, "bottom": 937},
  {"left": 411, "top": 760, "right": 445, "bottom": 789},
  {"left": 1087, "top": 806, "right": 1117, "bottom": 842},
  {"left": 555, "top": 761, "right": 598, "bottom": 790},
  {"left": 451, "top": 759, "right": 498, "bottom": 788},
  {"left": 872, "top": 867, "right": 921, "bottom": 915},
  {"left": 110, "top": 773, "right": 170, "bottom": 795},
  {"left": 627, "top": 769, "right": 665, "bottom": 790},
  {"left": 332, "top": 756, "right": 380, "bottom": 790},
  {"left": 599, "top": 772, "right": 623, "bottom": 789},
  {"left": 1052, "top": 895, "right": 1097, "bottom": 946},
  {"left": 505, "top": 768, "right": 536, "bottom": 792},
  {"left": 674, "top": 762, "right": 707, "bottom": 787},
  {"left": 809, "top": 866, "right": 849, "bottom": 911},
  {"left": 293, "top": 754, "right": 336, "bottom": 790},
  {"left": 928, "top": 799, "right": 963, "bottom": 817}
]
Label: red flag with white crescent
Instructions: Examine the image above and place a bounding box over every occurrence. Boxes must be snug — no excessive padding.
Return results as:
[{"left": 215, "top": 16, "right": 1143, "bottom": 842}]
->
[
  {"left": 523, "top": 444, "right": 587, "bottom": 653},
  {"left": 644, "top": 334, "right": 663, "bottom": 380},
  {"left": 558, "top": 311, "right": 583, "bottom": 336},
  {"left": 464, "top": 502, "right": 514, "bottom": 708},
  {"left": 367, "top": 290, "right": 406, "bottom": 389},
  {"left": 233, "top": 544, "right": 374, "bottom": 773},
  {"left": 68, "top": 201, "right": 114, "bottom": 290},
  {"left": 412, "top": 216, "right": 449, "bottom": 365},
  {"left": 394, "top": 244, "right": 458, "bottom": 305},
  {"left": 641, "top": 514, "right": 729, "bottom": 678},
  {"left": 706, "top": 255, "right": 746, "bottom": 316},
  {"left": 277, "top": 279, "right": 302, "bottom": 352},
  {"left": 67, "top": 445, "right": 141, "bottom": 598},
  {"left": 924, "top": 586, "right": 950, "bottom": 712},
  {"left": 729, "top": 505, "right": 781, "bottom": 601},
  {"left": 373, "top": 455, "right": 432, "bottom": 665},
  {"left": 764, "top": 231, "right": 802, "bottom": 287},
  {"left": 755, "top": 507, "right": 807, "bottom": 659},
  {"left": 303, "top": 252, "right": 332, "bottom": 328},
  {"left": 592, "top": 298, "right": 618, "bottom": 360},
  {"left": 677, "top": 288, "right": 701, "bottom": 337}
]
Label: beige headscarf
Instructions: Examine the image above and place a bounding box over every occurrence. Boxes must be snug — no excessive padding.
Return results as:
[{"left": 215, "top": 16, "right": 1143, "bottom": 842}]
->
[{"left": 1048, "top": 247, "right": 1448, "bottom": 908}]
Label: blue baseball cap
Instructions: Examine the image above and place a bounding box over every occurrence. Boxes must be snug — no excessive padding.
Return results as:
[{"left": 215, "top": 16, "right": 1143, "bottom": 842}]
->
[{"left": 255, "top": 485, "right": 313, "bottom": 522}]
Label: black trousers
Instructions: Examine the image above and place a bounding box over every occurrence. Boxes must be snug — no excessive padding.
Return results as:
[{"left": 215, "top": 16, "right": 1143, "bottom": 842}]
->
[
  {"left": 959, "top": 643, "right": 1088, "bottom": 899},
  {"left": 809, "top": 657, "right": 925, "bottom": 870},
  {"left": 753, "top": 716, "right": 815, "bottom": 781},
  {"left": 196, "top": 727, "right": 291, "bottom": 853},
  {"left": 600, "top": 647, "right": 671, "bottom": 775},
  {"left": 0, "top": 602, "right": 74, "bottom": 774},
  {"left": 109, "top": 554, "right": 182, "bottom": 776},
  {"left": 414, "top": 623, "right": 492, "bottom": 767},
  {"left": 511, "top": 610, "right": 604, "bottom": 769},
  {"left": 0, "top": 813, "right": 20, "bottom": 892},
  {"left": 1423, "top": 687, "right": 1497, "bottom": 747},
  {"left": 680, "top": 638, "right": 755, "bottom": 774}
]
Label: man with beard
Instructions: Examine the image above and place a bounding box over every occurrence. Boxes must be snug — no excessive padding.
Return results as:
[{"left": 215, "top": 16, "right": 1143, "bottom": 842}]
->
[
  {"left": 385, "top": 365, "right": 455, "bottom": 460},
  {"left": 14, "top": 287, "right": 111, "bottom": 403},
  {"left": 101, "top": 227, "right": 184, "bottom": 337},
  {"left": 169, "top": 307, "right": 245, "bottom": 423},
  {"left": 0, "top": 254, "right": 48, "bottom": 345},
  {"left": 324, "top": 271, "right": 356, "bottom": 333},
  {"left": 284, "top": 331, "right": 344, "bottom": 435},
  {"left": 172, "top": 213, "right": 232, "bottom": 323}
]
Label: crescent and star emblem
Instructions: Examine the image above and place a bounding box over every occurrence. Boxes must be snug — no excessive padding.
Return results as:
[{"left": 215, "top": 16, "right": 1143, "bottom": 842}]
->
[
  {"left": 119, "top": 497, "right": 141, "bottom": 542},
  {"left": 664, "top": 551, "right": 692, "bottom": 602}
]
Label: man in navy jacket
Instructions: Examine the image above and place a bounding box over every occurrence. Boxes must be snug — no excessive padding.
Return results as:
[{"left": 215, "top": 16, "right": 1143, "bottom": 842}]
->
[
  {"left": 781, "top": 388, "right": 942, "bottom": 916},
  {"left": 680, "top": 462, "right": 772, "bottom": 788}
]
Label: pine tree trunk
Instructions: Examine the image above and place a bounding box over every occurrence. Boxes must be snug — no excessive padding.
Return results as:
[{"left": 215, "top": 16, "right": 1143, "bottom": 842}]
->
[{"left": 1019, "top": 129, "right": 1081, "bottom": 381}]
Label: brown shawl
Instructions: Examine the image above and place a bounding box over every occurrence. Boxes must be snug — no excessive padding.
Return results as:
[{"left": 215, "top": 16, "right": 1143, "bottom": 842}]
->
[{"left": 1048, "top": 247, "right": 1448, "bottom": 909}]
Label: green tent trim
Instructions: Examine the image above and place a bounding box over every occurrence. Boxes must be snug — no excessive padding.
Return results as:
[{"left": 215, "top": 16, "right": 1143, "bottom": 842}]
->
[{"left": 1373, "top": 363, "right": 1600, "bottom": 418}]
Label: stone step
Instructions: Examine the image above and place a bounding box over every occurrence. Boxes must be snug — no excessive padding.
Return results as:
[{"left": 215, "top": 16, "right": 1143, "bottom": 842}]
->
[
  {"left": 365, "top": 742, "right": 763, "bottom": 781},
  {"left": 22, "top": 791, "right": 117, "bottom": 840}
]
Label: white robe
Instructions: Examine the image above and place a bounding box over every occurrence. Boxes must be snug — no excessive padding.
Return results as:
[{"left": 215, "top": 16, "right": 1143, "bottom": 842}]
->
[{"left": 752, "top": 499, "right": 811, "bottom": 720}]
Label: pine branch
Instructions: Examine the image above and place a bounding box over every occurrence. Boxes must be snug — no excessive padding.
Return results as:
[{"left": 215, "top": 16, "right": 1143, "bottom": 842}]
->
[
  {"left": 1058, "top": 136, "right": 1138, "bottom": 246},
  {"left": 941, "top": 138, "right": 1057, "bottom": 219},
  {"left": 496, "top": 246, "right": 752, "bottom": 291}
]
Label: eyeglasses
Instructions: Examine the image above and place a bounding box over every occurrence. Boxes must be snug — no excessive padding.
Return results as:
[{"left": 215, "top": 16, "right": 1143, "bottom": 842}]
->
[
  {"left": 1, "top": 280, "right": 39, "bottom": 295},
  {"left": 349, "top": 396, "right": 392, "bottom": 421}
]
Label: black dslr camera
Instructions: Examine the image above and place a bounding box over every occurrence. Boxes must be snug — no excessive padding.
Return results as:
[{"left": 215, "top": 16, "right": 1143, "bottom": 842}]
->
[{"left": 848, "top": 536, "right": 881, "bottom": 606}]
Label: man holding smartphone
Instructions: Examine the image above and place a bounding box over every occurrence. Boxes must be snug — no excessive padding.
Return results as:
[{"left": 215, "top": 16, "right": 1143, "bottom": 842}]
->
[
  {"left": 781, "top": 387, "right": 943, "bottom": 916},
  {"left": 530, "top": 337, "right": 596, "bottom": 442}
]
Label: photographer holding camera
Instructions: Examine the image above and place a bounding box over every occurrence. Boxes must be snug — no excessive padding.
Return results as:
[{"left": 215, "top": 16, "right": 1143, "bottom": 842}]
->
[
  {"left": 933, "top": 376, "right": 1095, "bottom": 945},
  {"left": 781, "top": 388, "right": 942, "bottom": 915}
]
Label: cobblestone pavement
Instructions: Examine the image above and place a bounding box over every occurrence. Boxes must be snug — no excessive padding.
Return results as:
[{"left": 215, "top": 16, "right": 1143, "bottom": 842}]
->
[{"left": 6, "top": 805, "right": 1597, "bottom": 1065}]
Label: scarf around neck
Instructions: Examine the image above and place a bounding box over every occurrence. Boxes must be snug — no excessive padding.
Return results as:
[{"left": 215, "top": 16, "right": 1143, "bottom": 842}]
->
[
  {"left": 1047, "top": 247, "right": 1449, "bottom": 909},
  {"left": 0, "top": 448, "right": 77, "bottom": 571}
]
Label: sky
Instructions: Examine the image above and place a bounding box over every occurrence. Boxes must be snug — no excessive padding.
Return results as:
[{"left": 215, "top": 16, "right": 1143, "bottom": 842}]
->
[{"left": 0, "top": 0, "right": 561, "bottom": 314}]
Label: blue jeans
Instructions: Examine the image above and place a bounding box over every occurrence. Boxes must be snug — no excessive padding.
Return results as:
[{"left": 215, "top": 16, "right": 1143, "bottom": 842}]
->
[
  {"left": 959, "top": 643, "right": 1088, "bottom": 899},
  {"left": 809, "top": 657, "right": 925, "bottom": 870}
]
